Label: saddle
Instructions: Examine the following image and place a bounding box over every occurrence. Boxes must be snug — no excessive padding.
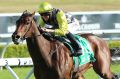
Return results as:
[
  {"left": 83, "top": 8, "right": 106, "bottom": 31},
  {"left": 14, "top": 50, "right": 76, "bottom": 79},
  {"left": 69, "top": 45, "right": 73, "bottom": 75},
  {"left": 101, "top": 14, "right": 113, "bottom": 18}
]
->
[{"left": 54, "top": 36, "right": 75, "bottom": 54}]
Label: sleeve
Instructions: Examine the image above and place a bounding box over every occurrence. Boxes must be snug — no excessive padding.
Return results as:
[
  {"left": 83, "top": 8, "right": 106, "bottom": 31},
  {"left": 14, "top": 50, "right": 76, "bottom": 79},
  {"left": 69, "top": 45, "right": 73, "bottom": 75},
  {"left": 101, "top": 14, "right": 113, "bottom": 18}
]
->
[
  {"left": 54, "top": 10, "right": 68, "bottom": 36},
  {"left": 38, "top": 16, "right": 45, "bottom": 27}
]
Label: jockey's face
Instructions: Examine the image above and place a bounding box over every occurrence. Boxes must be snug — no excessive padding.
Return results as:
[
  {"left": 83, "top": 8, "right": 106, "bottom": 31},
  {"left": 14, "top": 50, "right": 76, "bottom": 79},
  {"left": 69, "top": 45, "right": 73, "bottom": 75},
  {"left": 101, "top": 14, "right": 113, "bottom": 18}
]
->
[
  {"left": 40, "top": 12, "right": 51, "bottom": 21},
  {"left": 42, "top": 15, "right": 50, "bottom": 21}
]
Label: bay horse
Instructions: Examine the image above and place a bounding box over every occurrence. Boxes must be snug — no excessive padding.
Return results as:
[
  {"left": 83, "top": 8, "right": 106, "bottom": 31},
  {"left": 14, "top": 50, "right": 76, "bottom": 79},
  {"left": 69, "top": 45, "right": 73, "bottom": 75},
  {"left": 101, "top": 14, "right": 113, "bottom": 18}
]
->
[{"left": 12, "top": 11, "right": 117, "bottom": 79}]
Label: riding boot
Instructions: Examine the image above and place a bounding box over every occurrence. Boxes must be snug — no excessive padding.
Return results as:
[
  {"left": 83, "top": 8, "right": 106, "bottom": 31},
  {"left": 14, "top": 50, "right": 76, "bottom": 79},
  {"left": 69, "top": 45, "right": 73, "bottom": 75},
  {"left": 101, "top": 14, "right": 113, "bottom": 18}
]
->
[{"left": 66, "top": 32, "right": 82, "bottom": 56}]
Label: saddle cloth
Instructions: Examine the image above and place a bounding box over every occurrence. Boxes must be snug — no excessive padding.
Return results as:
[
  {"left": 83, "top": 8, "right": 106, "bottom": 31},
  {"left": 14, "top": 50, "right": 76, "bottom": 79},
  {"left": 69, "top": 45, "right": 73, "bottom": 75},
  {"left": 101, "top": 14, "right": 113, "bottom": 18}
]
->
[{"left": 73, "top": 35, "right": 96, "bottom": 66}]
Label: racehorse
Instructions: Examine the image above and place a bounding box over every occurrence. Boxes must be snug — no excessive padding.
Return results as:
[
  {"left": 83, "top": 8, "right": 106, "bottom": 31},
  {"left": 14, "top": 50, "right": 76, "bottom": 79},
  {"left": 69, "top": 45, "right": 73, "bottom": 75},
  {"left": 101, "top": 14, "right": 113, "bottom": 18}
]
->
[{"left": 12, "top": 10, "right": 117, "bottom": 79}]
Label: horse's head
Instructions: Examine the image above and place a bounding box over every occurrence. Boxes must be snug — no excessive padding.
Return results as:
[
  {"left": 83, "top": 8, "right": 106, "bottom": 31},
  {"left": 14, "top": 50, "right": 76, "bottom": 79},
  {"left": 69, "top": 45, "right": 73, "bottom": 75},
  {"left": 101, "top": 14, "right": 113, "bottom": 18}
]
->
[{"left": 12, "top": 10, "right": 35, "bottom": 44}]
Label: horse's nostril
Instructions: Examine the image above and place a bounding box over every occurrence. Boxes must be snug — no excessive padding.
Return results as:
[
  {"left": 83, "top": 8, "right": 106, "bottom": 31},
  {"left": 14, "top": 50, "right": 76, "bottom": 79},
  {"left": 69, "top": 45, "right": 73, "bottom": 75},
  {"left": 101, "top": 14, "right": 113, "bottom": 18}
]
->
[{"left": 15, "top": 35, "right": 20, "bottom": 39}]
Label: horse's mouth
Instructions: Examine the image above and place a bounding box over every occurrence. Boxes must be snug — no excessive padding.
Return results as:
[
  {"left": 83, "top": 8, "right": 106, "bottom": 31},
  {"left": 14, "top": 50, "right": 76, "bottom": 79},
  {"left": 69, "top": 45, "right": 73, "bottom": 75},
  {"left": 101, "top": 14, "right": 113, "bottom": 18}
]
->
[
  {"left": 12, "top": 38, "right": 21, "bottom": 45},
  {"left": 14, "top": 40, "right": 20, "bottom": 44}
]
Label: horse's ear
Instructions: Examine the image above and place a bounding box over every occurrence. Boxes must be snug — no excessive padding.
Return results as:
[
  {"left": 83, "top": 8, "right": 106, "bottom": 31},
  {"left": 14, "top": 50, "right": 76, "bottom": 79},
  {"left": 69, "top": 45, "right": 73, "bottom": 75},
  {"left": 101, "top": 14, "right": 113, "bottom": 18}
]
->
[
  {"left": 23, "top": 10, "right": 28, "bottom": 14},
  {"left": 32, "top": 11, "right": 35, "bottom": 16}
]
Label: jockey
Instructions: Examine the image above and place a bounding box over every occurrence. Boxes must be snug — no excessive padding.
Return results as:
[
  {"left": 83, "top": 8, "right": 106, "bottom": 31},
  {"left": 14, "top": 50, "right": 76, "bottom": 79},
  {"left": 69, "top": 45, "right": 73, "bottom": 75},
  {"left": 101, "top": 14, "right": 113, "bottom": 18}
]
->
[{"left": 38, "top": 2, "right": 82, "bottom": 56}]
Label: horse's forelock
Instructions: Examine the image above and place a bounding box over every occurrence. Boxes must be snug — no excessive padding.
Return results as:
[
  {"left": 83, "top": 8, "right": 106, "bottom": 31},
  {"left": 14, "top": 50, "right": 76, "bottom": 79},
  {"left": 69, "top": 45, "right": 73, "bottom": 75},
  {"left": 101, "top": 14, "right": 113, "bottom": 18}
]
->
[
  {"left": 20, "top": 10, "right": 32, "bottom": 19},
  {"left": 16, "top": 11, "right": 36, "bottom": 25},
  {"left": 17, "top": 12, "right": 31, "bottom": 22},
  {"left": 22, "top": 13, "right": 31, "bottom": 18}
]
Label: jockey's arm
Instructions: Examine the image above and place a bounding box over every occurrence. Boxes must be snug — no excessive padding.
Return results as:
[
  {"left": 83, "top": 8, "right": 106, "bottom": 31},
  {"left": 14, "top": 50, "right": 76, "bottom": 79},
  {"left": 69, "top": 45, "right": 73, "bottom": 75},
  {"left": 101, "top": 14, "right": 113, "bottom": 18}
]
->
[
  {"left": 39, "top": 16, "right": 45, "bottom": 28},
  {"left": 39, "top": 18, "right": 55, "bottom": 34},
  {"left": 55, "top": 10, "right": 69, "bottom": 36}
]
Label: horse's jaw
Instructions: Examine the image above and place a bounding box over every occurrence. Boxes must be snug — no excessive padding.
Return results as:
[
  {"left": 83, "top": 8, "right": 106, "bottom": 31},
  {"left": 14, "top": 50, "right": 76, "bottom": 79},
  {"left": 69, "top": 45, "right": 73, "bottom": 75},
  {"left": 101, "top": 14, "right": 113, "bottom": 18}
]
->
[{"left": 13, "top": 37, "right": 25, "bottom": 45}]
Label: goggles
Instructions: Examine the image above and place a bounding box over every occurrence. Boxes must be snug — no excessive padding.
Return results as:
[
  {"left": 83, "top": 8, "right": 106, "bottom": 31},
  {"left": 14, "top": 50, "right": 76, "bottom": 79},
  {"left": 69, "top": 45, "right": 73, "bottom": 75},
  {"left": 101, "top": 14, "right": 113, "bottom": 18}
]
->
[{"left": 39, "top": 12, "right": 51, "bottom": 16}]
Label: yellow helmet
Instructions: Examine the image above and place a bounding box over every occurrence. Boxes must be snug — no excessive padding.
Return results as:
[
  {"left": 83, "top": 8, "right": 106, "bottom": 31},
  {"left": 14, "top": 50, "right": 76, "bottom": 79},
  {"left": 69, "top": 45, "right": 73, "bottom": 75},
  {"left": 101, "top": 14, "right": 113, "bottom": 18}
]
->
[{"left": 38, "top": 2, "right": 53, "bottom": 13}]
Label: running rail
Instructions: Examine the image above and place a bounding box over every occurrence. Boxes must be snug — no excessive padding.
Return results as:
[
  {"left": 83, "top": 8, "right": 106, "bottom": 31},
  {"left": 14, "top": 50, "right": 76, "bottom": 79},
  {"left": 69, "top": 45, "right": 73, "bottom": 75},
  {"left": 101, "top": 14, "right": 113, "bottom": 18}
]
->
[{"left": 0, "top": 58, "right": 33, "bottom": 79}]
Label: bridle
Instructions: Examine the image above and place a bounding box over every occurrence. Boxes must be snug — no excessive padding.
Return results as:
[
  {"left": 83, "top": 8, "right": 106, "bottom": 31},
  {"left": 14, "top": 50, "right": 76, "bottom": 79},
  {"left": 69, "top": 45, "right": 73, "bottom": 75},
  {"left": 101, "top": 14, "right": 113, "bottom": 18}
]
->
[
  {"left": 15, "top": 15, "right": 42, "bottom": 41},
  {"left": 22, "top": 21, "right": 33, "bottom": 39},
  {"left": 12, "top": 13, "right": 41, "bottom": 45}
]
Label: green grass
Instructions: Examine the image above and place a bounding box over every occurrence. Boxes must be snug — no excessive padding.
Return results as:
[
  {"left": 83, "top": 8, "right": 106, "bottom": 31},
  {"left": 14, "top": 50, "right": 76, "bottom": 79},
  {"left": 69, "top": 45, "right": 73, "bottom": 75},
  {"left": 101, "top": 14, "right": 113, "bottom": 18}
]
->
[
  {"left": 0, "top": 67, "right": 35, "bottom": 79},
  {"left": 1, "top": 0, "right": 120, "bottom": 13},
  {"left": 0, "top": 63, "right": 120, "bottom": 79}
]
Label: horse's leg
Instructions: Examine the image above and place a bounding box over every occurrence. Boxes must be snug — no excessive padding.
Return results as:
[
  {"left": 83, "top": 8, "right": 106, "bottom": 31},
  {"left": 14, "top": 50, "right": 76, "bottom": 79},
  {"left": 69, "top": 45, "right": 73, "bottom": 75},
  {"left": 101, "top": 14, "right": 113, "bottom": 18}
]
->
[
  {"left": 77, "top": 75, "right": 85, "bottom": 79},
  {"left": 81, "top": 34, "right": 117, "bottom": 79},
  {"left": 72, "top": 63, "right": 91, "bottom": 79},
  {"left": 34, "top": 66, "right": 43, "bottom": 79},
  {"left": 78, "top": 75, "right": 85, "bottom": 79},
  {"left": 72, "top": 74, "right": 85, "bottom": 79},
  {"left": 92, "top": 45, "right": 114, "bottom": 79},
  {"left": 34, "top": 69, "right": 41, "bottom": 79}
]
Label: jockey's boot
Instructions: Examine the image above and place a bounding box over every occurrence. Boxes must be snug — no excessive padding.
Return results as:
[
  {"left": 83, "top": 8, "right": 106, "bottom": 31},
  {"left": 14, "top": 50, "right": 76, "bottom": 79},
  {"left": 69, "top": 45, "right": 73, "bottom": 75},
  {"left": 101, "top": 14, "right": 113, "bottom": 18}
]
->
[{"left": 66, "top": 32, "right": 82, "bottom": 57}]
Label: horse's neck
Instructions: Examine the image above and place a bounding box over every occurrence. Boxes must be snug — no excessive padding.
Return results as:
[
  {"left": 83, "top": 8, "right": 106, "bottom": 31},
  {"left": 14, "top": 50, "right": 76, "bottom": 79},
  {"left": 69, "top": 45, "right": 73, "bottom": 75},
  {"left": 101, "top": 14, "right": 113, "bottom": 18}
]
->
[
  {"left": 28, "top": 21, "right": 51, "bottom": 64},
  {"left": 31, "top": 20, "right": 50, "bottom": 45}
]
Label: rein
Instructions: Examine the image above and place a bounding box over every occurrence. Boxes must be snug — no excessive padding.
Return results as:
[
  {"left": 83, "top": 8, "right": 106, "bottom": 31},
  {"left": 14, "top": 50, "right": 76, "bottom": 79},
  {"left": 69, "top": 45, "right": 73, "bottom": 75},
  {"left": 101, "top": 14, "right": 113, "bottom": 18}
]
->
[
  {"left": 22, "top": 20, "right": 44, "bottom": 39},
  {"left": 49, "top": 43, "right": 61, "bottom": 56}
]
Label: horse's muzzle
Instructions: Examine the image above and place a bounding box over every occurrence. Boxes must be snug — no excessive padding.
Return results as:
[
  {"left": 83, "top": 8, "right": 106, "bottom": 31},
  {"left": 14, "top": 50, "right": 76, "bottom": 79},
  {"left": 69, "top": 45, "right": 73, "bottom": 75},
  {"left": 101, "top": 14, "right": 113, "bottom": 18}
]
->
[{"left": 12, "top": 34, "right": 21, "bottom": 45}]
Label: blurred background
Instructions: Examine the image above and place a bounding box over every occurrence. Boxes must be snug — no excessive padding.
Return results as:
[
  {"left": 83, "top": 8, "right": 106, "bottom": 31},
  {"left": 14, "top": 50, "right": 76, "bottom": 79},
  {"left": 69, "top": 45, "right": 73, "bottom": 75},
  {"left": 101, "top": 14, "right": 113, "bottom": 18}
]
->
[
  {"left": 0, "top": 0, "right": 120, "bottom": 79},
  {"left": 0, "top": 0, "right": 120, "bottom": 13}
]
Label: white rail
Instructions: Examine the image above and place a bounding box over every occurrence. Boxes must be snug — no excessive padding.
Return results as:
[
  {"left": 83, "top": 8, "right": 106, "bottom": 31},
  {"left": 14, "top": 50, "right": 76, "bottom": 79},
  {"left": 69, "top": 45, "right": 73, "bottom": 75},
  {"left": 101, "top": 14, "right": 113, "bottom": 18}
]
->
[
  {"left": 111, "top": 57, "right": 120, "bottom": 61},
  {"left": 0, "top": 58, "right": 33, "bottom": 79},
  {"left": 0, "top": 58, "right": 33, "bottom": 66}
]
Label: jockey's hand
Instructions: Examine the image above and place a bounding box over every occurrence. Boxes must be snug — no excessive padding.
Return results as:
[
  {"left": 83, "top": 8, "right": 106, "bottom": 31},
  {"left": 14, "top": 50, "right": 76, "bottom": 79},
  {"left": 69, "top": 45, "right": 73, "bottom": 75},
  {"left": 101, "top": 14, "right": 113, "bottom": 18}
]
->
[
  {"left": 41, "top": 28, "right": 55, "bottom": 34},
  {"left": 45, "top": 29, "right": 55, "bottom": 33},
  {"left": 41, "top": 27, "right": 46, "bottom": 31}
]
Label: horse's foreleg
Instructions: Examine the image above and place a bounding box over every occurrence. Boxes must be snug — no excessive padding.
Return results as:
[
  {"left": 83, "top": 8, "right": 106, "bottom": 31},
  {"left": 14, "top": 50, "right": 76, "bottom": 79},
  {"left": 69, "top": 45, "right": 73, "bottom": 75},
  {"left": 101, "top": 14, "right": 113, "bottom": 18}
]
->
[
  {"left": 34, "top": 67, "right": 42, "bottom": 79},
  {"left": 71, "top": 72, "right": 85, "bottom": 79},
  {"left": 78, "top": 75, "right": 85, "bottom": 79},
  {"left": 72, "top": 75, "right": 85, "bottom": 79}
]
